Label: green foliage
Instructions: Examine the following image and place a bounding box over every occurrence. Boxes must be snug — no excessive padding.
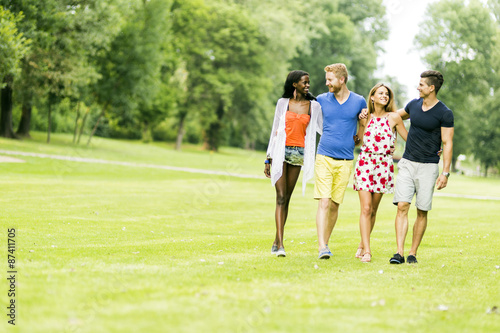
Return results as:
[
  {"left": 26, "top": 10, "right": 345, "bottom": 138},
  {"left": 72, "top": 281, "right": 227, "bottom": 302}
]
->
[
  {"left": 2, "top": 0, "right": 390, "bottom": 150},
  {"left": 471, "top": 90, "right": 500, "bottom": 176},
  {"left": 171, "top": 0, "right": 272, "bottom": 150},
  {"left": 0, "top": 7, "right": 30, "bottom": 85},
  {"left": 1, "top": 0, "right": 127, "bottom": 140},
  {"left": 92, "top": 0, "right": 174, "bottom": 142},
  {"left": 415, "top": 0, "right": 499, "bottom": 172},
  {"left": 291, "top": 0, "right": 388, "bottom": 96},
  {"left": 4, "top": 0, "right": 121, "bottom": 98}
]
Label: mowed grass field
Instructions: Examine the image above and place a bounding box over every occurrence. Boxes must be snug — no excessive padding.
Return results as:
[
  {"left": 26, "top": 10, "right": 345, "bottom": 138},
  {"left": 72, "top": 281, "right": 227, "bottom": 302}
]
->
[{"left": 1, "top": 133, "right": 499, "bottom": 333}]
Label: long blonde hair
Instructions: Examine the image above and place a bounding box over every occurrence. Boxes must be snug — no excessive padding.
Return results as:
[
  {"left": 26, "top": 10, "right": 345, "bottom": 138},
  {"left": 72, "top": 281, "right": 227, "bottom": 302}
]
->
[{"left": 368, "top": 83, "right": 396, "bottom": 114}]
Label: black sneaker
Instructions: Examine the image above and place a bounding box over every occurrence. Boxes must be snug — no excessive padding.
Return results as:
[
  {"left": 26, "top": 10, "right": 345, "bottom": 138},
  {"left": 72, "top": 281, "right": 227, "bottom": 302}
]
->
[
  {"left": 389, "top": 253, "right": 405, "bottom": 264},
  {"left": 407, "top": 255, "right": 418, "bottom": 264}
]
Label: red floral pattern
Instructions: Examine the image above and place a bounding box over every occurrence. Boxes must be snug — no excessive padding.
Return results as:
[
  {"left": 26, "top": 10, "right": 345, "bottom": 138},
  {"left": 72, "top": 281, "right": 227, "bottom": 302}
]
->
[{"left": 353, "top": 116, "right": 396, "bottom": 194}]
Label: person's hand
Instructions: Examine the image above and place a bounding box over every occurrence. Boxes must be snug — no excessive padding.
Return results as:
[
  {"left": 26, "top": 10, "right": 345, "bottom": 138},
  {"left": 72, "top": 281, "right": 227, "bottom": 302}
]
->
[
  {"left": 437, "top": 148, "right": 443, "bottom": 156},
  {"left": 359, "top": 108, "right": 368, "bottom": 119},
  {"left": 264, "top": 162, "right": 271, "bottom": 178},
  {"left": 389, "top": 147, "right": 396, "bottom": 155},
  {"left": 353, "top": 135, "right": 361, "bottom": 145},
  {"left": 436, "top": 174, "right": 448, "bottom": 190}
]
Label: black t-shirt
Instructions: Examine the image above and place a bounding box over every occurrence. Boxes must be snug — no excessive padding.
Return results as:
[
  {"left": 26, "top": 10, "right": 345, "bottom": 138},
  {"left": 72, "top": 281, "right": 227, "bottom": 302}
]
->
[{"left": 403, "top": 98, "right": 454, "bottom": 164}]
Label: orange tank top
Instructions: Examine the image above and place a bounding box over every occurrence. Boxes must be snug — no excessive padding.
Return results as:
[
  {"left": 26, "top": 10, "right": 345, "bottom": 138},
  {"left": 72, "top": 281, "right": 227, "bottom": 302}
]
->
[{"left": 285, "top": 111, "right": 310, "bottom": 147}]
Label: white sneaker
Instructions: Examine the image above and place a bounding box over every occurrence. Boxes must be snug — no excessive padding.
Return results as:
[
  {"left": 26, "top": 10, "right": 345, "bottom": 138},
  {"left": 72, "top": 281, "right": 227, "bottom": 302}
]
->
[
  {"left": 318, "top": 246, "right": 332, "bottom": 259},
  {"left": 276, "top": 247, "right": 286, "bottom": 257}
]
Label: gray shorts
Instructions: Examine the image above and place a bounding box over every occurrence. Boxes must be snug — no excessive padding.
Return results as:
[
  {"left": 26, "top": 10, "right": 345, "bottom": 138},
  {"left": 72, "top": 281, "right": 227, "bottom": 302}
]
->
[{"left": 393, "top": 158, "right": 439, "bottom": 211}]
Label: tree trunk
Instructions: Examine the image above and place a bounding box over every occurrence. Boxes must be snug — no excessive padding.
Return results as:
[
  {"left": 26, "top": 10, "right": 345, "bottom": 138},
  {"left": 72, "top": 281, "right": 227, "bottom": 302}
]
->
[
  {"left": 451, "top": 156, "right": 457, "bottom": 173},
  {"left": 243, "top": 133, "right": 255, "bottom": 150},
  {"left": 0, "top": 76, "right": 17, "bottom": 139},
  {"left": 142, "top": 122, "right": 152, "bottom": 142},
  {"left": 16, "top": 102, "right": 32, "bottom": 138},
  {"left": 47, "top": 103, "right": 52, "bottom": 143},
  {"left": 87, "top": 107, "right": 106, "bottom": 146},
  {"left": 245, "top": 140, "right": 255, "bottom": 150},
  {"left": 46, "top": 93, "right": 59, "bottom": 144},
  {"left": 175, "top": 112, "right": 187, "bottom": 151},
  {"left": 204, "top": 101, "right": 224, "bottom": 151},
  {"left": 77, "top": 107, "right": 89, "bottom": 144},
  {"left": 73, "top": 101, "right": 81, "bottom": 143}
]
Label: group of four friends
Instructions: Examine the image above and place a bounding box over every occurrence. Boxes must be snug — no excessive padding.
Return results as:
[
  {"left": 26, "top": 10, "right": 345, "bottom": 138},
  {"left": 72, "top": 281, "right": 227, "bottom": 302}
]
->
[{"left": 264, "top": 63, "right": 454, "bottom": 263}]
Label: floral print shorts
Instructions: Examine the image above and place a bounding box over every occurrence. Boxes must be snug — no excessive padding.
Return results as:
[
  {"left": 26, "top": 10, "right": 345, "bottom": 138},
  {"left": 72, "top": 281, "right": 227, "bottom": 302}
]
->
[{"left": 284, "top": 146, "right": 304, "bottom": 166}]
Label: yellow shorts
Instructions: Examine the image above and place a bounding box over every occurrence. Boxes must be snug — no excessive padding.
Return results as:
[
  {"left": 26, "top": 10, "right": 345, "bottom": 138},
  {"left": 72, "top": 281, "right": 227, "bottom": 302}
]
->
[{"left": 314, "top": 154, "right": 354, "bottom": 204}]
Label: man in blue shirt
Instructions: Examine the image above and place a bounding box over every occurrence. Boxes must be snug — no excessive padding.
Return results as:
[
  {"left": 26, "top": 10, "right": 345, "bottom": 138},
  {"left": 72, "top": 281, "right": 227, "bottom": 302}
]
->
[
  {"left": 390, "top": 70, "right": 454, "bottom": 264},
  {"left": 314, "top": 63, "right": 366, "bottom": 259}
]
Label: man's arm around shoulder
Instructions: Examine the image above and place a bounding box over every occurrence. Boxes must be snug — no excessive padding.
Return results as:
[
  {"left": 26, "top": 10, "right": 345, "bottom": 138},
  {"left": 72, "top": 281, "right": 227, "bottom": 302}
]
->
[{"left": 397, "top": 108, "right": 409, "bottom": 120}]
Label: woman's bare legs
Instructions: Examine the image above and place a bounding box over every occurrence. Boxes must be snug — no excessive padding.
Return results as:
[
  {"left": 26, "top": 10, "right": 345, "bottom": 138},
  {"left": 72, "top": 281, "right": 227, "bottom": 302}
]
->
[
  {"left": 357, "top": 191, "right": 384, "bottom": 259},
  {"left": 274, "top": 162, "right": 301, "bottom": 249}
]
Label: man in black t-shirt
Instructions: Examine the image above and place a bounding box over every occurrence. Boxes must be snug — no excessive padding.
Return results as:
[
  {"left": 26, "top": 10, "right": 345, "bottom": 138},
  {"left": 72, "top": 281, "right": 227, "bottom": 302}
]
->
[{"left": 390, "top": 70, "right": 454, "bottom": 264}]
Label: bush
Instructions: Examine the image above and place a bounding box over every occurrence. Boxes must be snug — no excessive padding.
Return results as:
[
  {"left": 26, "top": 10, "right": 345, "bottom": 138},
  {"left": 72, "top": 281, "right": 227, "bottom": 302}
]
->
[{"left": 151, "top": 118, "right": 178, "bottom": 142}]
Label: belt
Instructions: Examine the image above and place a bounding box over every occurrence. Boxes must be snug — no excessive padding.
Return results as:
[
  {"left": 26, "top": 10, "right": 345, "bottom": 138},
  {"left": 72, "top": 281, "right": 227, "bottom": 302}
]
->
[{"left": 330, "top": 157, "right": 352, "bottom": 161}]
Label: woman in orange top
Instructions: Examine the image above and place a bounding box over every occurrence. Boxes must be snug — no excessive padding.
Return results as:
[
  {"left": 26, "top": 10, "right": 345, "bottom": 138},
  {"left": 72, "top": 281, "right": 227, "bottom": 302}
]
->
[{"left": 264, "top": 70, "right": 322, "bottom": 257}]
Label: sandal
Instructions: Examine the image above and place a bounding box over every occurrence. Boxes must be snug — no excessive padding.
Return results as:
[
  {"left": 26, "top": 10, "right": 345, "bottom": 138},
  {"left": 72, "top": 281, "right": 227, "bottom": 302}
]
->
[
  {"left": 361, "top": 252, "right": 372, "bottom": 263},
  {"left": 355, "top": 247, "right": 363, "bottom": 258}
]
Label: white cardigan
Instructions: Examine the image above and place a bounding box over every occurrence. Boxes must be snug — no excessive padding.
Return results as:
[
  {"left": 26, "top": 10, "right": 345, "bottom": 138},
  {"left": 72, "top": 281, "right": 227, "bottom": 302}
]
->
[{"left": 266, "top": 98, "right": 323, "bottom": 195}]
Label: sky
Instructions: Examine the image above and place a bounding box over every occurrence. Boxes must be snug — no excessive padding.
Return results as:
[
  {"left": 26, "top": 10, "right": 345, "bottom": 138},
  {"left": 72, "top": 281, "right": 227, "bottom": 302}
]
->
[{"left": 376, "top": 0, "right": 438, "bottom": 102}]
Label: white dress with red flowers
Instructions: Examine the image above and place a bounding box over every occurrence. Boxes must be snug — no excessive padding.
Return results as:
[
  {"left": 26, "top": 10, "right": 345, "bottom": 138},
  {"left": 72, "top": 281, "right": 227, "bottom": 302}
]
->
[{"left": 353, "top": 116, "right": 396, "bottom": 193}]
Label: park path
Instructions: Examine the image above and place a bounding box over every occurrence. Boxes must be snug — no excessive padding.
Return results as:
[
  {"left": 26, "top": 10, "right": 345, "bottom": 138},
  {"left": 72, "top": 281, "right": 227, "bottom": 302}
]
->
[
  {"left": 0, "top": 149, "right": 261, "bottom": 179},
  {"left": 1, "top": 149, "right": 499, "bottom": 201}
]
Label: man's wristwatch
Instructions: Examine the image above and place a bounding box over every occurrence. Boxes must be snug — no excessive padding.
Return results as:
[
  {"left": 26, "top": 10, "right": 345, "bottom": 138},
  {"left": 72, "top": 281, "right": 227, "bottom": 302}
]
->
[{"left": 442, "top": 172, "right": 450, "bottom": 178}]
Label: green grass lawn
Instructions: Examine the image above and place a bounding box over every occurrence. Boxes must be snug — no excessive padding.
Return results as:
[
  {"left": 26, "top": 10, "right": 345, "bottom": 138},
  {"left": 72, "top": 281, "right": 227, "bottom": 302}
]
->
[{"left": 1, "top": 133, "right": 499, "bottom": 333}]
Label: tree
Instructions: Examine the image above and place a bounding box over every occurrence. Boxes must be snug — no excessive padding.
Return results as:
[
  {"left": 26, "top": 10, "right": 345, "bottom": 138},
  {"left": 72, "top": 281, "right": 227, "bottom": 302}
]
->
[
  {"left": 2, "top": 0, "right": 125, "bottom": 140},
  {"left": 0, "top": 7, "right": 29, "bottom": 138},
  {"left": 415, "top": 0, "right": 497, "bottom": 171},
  {"left": 0, "top": 0, "right": 391, "bottom": 148},
  {"left": 471, "top": 0, "right": 500, "bottom": 176},
  {"left": 471, "top": 92, "right": 500, "bottom": 176},
  {"left": 215, "top": 0, "right": 293, "bottom": 149},
  {"left": 133, "top": 0, "right": 174, "bottom": 142},
  {"left": 489, "top": 0, "right": 500, "bottom": 22},
  {"left": 291, "top": 0, "right": 388, "bottom": 96},
  {"left": 171, "top": 0, "right": 270, "bottom": 151},
  {"left": 90, "top": 0, "right": 172, "bottom": 145}
]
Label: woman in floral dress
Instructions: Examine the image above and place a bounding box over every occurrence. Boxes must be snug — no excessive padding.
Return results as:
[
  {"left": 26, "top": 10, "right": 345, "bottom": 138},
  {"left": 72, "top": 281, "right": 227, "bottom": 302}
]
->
[{"left": 353, "top": 83, "right": 408, "bottom": 262}]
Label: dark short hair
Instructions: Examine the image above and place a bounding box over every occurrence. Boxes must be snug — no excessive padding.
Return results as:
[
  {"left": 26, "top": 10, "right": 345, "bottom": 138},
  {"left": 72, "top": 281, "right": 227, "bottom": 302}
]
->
[{"left": 421, "top": 70, "right": 444, "bottom": 94}]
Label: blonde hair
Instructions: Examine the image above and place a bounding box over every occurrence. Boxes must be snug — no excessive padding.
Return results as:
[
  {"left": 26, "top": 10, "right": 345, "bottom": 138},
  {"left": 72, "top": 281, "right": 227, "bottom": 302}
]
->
[
  {"left": 368, "top": 83, "right": 396, "bottom": 114},
  {"left": 324, "top": 63, "right": 348, "bottom": 83}
]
